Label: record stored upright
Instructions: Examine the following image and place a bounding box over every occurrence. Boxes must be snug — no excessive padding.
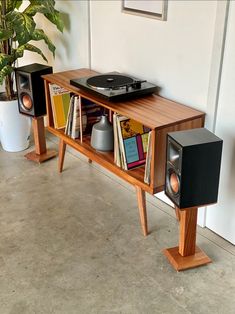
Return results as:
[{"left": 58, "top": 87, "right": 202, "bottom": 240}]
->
[{"left": 42, "top": 68, "right": 205, "bottom": 237}]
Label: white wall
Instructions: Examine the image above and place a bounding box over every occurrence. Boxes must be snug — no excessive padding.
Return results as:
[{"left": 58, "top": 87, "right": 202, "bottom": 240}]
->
[
  {"left": 18, "top": 0, "right": 90, "bottom": 71},
  {"left": 90, "top": 0, "right": 217, "bottom": 110},
  {"left": 206, "top": 1, "right": 235, "bottom": 244}
]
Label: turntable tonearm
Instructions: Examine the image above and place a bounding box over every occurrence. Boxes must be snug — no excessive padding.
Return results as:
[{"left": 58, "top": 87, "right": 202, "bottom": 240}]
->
[{"left": 70, "top": 73, "right": 158, "bottom": 101}]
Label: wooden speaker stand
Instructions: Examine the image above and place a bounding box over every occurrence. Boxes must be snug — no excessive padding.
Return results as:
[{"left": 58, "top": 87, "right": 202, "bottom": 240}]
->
[
  {"left": 25, "top": 116, "right": 57, "bottom": 163},
  {"left": 163, "top": 207, "right": 212, "bottom": 271}
]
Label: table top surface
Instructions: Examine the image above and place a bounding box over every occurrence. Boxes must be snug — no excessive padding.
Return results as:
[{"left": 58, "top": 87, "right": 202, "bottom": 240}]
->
[{"left": 43, "top": 68, "right": 205, "bottom": 129}]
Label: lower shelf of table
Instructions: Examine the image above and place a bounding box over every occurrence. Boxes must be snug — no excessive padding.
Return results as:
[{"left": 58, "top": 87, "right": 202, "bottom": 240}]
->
[{"left": 47, "top": 126, "right": 163, "bottom": 194}]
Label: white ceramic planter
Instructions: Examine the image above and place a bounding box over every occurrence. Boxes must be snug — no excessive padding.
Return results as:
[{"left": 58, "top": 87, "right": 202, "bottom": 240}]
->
[{"left": 0, "top": 98, "right": 31, "bottom": 152}]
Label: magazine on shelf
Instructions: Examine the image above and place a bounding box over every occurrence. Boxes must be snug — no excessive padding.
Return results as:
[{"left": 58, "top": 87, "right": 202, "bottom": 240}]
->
[
  {"left": 115, "top": 115, "right": 151, "bottom": 171},
  {"left": 49, "top": 83, "right": 70, "bottom": 129}
]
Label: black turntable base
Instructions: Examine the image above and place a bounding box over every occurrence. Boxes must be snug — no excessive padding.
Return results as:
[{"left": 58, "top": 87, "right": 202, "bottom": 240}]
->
[{"left": 70, "top": 73, "right": 158, "bottom": 101}]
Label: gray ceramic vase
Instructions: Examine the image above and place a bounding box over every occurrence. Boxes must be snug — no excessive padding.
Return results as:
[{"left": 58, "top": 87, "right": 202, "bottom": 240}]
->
[{"left": 91, "top": 115, "right": 114, "bottom": 151}]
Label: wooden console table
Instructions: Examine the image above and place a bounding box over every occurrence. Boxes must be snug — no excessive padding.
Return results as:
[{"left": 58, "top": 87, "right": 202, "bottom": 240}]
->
[{"left": 42, "top": 68, "right": 205, "bottom": 237}]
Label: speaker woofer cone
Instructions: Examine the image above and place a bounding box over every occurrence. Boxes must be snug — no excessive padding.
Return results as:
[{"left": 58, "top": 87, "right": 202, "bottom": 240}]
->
[
  {"left": 167, "top": 170, "right": 180, "bottom": 195},
  {"left": 20, "top": 93, "right": 33, "bottom": 111}
]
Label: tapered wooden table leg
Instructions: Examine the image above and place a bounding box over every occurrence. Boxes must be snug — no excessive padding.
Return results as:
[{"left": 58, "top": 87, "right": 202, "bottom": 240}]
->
[
  {"left": 163, "top": 207, "right": 212, "bottom": 271},
  {"left": 25, "top": 117, "right": 57, "bottom": 163},
  {"left": 136, "top": 186, "right": 148, "bottom": 236},
  {"left": 58, "top": 138, "right": 66, "bottom": 173}
]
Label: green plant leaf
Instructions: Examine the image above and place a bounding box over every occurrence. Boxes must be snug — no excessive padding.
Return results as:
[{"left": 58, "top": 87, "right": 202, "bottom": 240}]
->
[
  {"left": 24, "top": 44, "right": 48, "bottom": 61},
  {"left": 14, "top": 43, "right": 48, "bottom": 62},
  {"left": 6, "top": 0, "right": 23, "bottom": 12},
  {"left": 0, "top": 54, "right": 12, "bottom": 70},
  {"left": 0, "top": 65, "right": 13, "bottom": 85},
  {"left": 6, "top": 11, "right": 36, "bottom": 45},
  {"left": 31, "top": 29, "right": 55, "bottom": 56},
  {"left": 13, "top": 45, "right": 25, "bottom": 59},
  {"left": 45, "top": 10, "right": 64, "bottom": 33},
  {"left": 29, "top": 0, "right": 56, "bottom": 9},
  {"left": 0, "top": 0, "right": 65, "bottom": 99},
  {"left": 25, "top": 0, "right": 57, "bottom": 16},
  {"left": 24, "top": 1, "right": 64, "bottom": 32},
  {"left": 24, "top": 4, "right": 50, "bottom": 16},
  {"left": 0, "top": 28, "right": 13, "bottom": 41}
]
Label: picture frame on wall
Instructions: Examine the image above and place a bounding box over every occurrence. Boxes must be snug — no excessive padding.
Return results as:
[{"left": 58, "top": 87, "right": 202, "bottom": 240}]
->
[{"left": 122, "top": 0, "right": 168, "bottom": 21}]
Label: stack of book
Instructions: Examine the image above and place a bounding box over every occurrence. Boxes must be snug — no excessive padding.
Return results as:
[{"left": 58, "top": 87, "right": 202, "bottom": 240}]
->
[
  {"left": 113, "top": 113, "right": 152, "bottom": 184},
  {"left": 65, "top": 97, "right": 103, "bottom": 139}
]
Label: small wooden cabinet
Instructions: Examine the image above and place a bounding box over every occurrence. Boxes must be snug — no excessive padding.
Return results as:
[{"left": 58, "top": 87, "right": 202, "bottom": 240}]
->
[{"left": 42, "top": 68, "right": 205, "bottom": 236}]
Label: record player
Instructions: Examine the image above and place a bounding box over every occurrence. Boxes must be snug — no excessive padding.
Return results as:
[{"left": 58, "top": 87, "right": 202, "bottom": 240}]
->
[{"left": 70, "top": 72, "right": 158, "bottom": 101}]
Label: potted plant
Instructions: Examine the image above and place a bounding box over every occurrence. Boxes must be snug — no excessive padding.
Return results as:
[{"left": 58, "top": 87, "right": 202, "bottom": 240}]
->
[{"left": 0, "top": 0, "right": 64, "bottom": 152}]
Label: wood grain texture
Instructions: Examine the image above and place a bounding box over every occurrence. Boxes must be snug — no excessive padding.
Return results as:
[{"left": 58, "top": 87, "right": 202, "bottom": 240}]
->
[
  {"left": 47, "top": 126, "right": 153, "bottom": 193},
  {"left": 33, "top": 117, "right": 46, "bottom": 155},
  {"left": 136, "top": 186, "right": 148, "bottom": 236},
  {"left": 163, "top": 206, "right": 212, "bottom": 271},
  {"left": 25, "top": 117, "right": 57, "bottom": 163},
  {"left": 163, "top": 246, "right": 212, "bottom": 271},
  {"left": 58, "top": 139, "right": 66, "bottom": 173},
  {"left": 178, "top": 207, "right": 198, "bottom": 256},
  {"left": 42, "top": 69, "right": 205, "bottom": 129},
  {"left": 24, "top": 149, "right": 57, "bottom": 163},
  {"left": 43, "top": 69, "right": 205, "bottom": 195}
]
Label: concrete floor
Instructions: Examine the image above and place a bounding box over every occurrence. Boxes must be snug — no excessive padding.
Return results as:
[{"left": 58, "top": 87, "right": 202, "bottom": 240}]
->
[{"left": 0, "top": 134, "right": 235, "bottom": 314}]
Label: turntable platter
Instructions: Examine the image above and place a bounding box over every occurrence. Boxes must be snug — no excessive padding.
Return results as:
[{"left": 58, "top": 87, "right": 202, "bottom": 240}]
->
[
  {"left": 70, "top": 72, "right": 158, "bottom": 101},
  {"left": 87, "top": 74, "right": 134, "bottom": 90}
]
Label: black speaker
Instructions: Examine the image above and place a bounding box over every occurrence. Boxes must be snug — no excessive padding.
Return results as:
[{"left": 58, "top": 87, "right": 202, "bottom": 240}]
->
[
  {"left": 15, "top": 63, "right": 53, "bottom": 117},
  {"left": 165, "top": 128, "right": 223, "bottom": 209}
]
